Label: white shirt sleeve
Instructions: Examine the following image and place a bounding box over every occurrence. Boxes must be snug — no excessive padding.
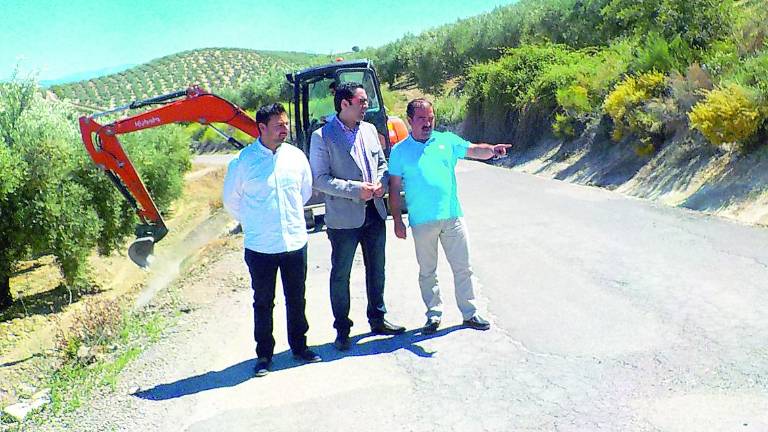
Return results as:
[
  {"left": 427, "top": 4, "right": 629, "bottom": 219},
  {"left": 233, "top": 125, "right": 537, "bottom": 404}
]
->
[
  {"left": 300, "top": 152, "right": 313, "bottom": 205},
  {"left": 222, "top": 157, "right": 243, "bottom": 222}
]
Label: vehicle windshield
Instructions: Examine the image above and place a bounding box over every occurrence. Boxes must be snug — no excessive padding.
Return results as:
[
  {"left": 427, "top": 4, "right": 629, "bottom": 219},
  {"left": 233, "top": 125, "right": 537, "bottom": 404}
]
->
[
  {"left": 307, "top": 78, "right": 337, "bottom": 126},
  {"left": 305, "top": 70, "right": 382, "bottom": 130}
]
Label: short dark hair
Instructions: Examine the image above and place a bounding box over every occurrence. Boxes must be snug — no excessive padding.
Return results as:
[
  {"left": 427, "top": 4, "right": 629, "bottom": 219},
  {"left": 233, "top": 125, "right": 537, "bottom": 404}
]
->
[
  {"left": 334, "top": 82, "right": 364, "bottom": 113},
  {"left": 255, "top": 103, "right": 286, "bottom": 128},
  {"left": 406, "top": 98, "right": 433, "bottom": 119}
]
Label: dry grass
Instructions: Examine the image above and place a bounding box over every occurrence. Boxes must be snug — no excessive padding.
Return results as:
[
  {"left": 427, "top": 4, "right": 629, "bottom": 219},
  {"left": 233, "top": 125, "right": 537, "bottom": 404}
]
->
[{"left": 54, "top": 298, "right": 123, "bottom": 363}]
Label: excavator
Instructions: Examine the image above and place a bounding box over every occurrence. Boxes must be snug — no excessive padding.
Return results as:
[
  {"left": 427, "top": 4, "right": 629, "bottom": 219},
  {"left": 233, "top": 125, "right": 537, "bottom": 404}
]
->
[{"left": 79, "top": 59, "right": 408, "bottom": 268}]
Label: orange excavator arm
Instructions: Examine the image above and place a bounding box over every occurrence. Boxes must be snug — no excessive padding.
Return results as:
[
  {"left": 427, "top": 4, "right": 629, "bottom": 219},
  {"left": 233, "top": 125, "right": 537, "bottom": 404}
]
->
[{"left": 79, "top": 86, "right": 259, "bottom": 267}]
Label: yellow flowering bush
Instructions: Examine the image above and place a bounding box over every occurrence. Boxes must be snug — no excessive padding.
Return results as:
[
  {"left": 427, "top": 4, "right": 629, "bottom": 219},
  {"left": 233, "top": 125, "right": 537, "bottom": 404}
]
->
[
  {"left": 688, "top": 83, "right": 765, "bottom": 146},
  {"left": 603, "top": 71, "right": 667, "bottom": 141}
]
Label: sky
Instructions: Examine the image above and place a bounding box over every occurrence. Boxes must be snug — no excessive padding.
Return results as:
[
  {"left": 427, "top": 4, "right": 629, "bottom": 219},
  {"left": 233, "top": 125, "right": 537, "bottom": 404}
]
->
[{"left": 1, "top": 0, "right": 515, "bottom": 82}]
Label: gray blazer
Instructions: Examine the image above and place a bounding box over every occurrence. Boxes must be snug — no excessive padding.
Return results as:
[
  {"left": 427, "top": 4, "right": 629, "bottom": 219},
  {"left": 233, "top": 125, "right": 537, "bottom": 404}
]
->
[{"left": 309, "top": 119, "right": 389, "bottom": 229}]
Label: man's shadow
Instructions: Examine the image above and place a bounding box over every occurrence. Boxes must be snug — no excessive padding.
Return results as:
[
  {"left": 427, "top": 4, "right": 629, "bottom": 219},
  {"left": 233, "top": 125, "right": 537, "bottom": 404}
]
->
[{"left": 135, "top": 325, "right": 465, "bottom": 401}]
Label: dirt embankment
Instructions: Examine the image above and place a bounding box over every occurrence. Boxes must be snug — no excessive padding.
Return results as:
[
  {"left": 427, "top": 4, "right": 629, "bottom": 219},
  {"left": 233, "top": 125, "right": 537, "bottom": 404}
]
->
[{"left": 461, "top": 105, "right": 768, "bottom": 227}]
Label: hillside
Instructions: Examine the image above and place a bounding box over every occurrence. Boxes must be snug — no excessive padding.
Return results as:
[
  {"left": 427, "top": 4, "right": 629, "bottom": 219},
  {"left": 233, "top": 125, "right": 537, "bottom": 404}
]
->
[
  {"left": 370, "top": 0, "right": 767, "bottom": 226},
  {"left": 49, "top": 48, "right": 323, "bottom": 109}
]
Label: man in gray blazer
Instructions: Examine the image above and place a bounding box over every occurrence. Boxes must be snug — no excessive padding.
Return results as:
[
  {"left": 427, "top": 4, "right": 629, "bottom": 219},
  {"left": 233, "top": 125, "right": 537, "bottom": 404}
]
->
[{"left": 309, "top": 82, "right": 405, "bottom": 351}]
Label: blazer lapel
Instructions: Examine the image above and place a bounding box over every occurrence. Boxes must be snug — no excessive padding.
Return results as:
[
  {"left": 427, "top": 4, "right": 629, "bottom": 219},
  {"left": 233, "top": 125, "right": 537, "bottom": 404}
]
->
[
  {"left": 329, "top": 119, "right": 365, "bottom": 175},
  {"left": 359, "top": 126, "right": 376, "bottom": 180}
]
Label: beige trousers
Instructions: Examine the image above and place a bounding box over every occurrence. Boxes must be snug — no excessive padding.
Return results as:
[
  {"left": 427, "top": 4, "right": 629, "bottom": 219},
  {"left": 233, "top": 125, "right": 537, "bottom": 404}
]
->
[{"left": 410, "top": 217, "right": 478, "bottom": 320}]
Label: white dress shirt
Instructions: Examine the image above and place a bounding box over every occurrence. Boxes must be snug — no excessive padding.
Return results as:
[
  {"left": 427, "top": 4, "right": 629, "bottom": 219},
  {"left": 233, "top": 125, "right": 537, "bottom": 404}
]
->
[{"left": 222, "top": 139, "right": 313, "bottom": 254}]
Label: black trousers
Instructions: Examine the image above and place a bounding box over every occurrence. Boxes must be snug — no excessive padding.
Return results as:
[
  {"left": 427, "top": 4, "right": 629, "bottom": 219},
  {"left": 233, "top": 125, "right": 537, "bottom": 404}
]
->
[
  {"left": 326, "top": 202, "right": 387, "bottom": 335},
  {"left": 244, "top": 244, "right": 309, "bottom": 360}
]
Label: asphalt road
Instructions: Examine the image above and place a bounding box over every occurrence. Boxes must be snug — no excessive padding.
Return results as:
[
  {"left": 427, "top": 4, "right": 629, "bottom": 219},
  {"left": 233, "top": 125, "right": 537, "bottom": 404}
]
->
[{"left": 43, "top": 160, "right": 768, "bottom": 432}]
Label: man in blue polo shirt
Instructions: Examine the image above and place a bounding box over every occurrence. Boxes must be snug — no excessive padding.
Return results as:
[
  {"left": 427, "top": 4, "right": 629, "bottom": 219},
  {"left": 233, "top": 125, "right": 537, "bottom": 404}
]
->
[{"left": 388, "top": 98, "right": 511, "bottom": 334}]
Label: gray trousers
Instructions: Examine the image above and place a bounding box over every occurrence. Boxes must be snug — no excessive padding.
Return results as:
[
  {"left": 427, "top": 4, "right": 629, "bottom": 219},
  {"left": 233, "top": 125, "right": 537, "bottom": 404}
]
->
[{"left": 411, "top": 217, "right": 478, "bottom": 320}]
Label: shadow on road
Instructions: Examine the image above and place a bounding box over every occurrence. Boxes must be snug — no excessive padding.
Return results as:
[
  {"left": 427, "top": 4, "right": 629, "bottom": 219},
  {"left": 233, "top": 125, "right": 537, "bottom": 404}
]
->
[{"left": 135, "top": 325, "right": 466, "bottom": 401}]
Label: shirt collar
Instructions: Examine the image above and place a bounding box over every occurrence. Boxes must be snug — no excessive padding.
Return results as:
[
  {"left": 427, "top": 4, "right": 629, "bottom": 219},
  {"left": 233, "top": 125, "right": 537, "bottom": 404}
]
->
[
  {"left": 409, "top": 133, "right": 432, "bottom": 144},
  {"left": 255, "top": 138, "right": 282, "bottom": 154},
  {"left": 335, "top": 116, "right": 359, "bottom": 133}
]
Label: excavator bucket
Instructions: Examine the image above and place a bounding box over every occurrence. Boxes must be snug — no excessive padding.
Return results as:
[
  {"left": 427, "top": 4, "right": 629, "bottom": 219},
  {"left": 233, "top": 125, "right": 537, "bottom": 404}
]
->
[{"left": 128, "top": 236, "right": 155, "bottom": 268}]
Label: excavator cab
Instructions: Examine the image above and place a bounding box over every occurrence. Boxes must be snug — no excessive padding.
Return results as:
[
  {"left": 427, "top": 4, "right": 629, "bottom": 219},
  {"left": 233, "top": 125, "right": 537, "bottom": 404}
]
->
[
  {"left": 286, "top": 59, "right": 408, "bottom": 222},
  {"left": 288, "top": 61, "right": 380, "bottom": 150}
]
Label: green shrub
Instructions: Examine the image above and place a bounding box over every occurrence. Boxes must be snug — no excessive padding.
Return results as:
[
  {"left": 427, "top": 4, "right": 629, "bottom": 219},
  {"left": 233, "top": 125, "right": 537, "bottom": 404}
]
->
[
  {"left": 216, "top": 87, "right": 245, "bottom": 108},
  {"left": 732, "top": 2, "right": 768, "bottom": 56},
  {"left": 465, "top": 44, "right": 578, "bottom": 112},
  {"left": 529, "top": 50, "right": 591, "bottom": 107},
  {"left": 553, "top": 84, "right": 593, "bottom": 139},
  {"left": 552, "top": 112, "right": 578, "bottom": 138},
  {"left": 631, "top": 32, "right": 693, "bottom": 74},
  {"left": 688, "top": 83, "right": 766, "bottom": 146},
  {"left": 600, "top": 0, "right": 734, "bottom": 50},
  {"left": 464, "top": 42, "right": 636, "bottom": 139},
  {"left": 702, "top": 40, "right": 741, "bottom": 77},
  {"left": 731, "top": 52, "right": 768, "bottom": 95},
  {"left": 557, "top": 85, "right": 592, "bottom": 114},
  {"left": 433, "top": 93, "right": 468, "bottom": 127},
  {"left": 562, "top": 40, "right": 635, "bottom": 107},
  {"left": 411, "top": 38, "right": 448, "bottom": 93}
]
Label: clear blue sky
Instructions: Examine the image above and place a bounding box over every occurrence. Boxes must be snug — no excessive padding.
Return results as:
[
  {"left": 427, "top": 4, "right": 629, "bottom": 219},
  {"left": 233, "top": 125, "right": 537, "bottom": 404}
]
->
[{"left": 1, "top": 0, "right": 515, "bottom": 82}]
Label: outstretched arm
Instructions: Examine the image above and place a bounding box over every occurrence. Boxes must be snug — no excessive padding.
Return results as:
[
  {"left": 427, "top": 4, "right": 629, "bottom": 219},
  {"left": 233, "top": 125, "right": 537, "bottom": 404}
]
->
[{"left": 466, "top": 143, "right": 512, "bottom": 160}]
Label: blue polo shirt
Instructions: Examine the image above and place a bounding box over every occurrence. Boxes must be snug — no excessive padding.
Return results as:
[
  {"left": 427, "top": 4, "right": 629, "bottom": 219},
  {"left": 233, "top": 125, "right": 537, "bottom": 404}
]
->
[{"left": 388, "top": 131, "right": 471, "bottom": 226}]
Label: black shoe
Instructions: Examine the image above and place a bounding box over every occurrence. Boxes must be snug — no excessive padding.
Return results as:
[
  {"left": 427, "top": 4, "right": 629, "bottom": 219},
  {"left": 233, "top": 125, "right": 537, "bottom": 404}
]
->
[
  {"left": 293, "top": 349, "right": 322, "bottom": 363},
  {"left": 254, "top": 358, "right": 271, "bottom": 377},
  {"left": 422, "top": 316, "right": 441, "bottom": 334},
  {"left": 370, "top": 319, "right": 406, "bottom": 335},
  {"left": 334, "top": 334, "right": 351, "bottom": 351},
  {"left": 463, "top": 315, "right": 490, "bottom": 331}
]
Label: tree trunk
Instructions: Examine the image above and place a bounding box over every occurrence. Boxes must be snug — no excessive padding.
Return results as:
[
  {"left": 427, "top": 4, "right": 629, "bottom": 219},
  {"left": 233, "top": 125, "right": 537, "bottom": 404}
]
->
[{"left": 0, "top": 275, "right": 12, "bottom": 310}]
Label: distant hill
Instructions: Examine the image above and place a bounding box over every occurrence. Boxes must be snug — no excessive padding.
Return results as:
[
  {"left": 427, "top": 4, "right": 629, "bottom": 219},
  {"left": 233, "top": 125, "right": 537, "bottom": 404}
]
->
[
  {"left": 49, "top": 48, "right": 324, "bottom": 109},
  {"left": 40, "top": 64, "right": 135, "bottom": 88}
]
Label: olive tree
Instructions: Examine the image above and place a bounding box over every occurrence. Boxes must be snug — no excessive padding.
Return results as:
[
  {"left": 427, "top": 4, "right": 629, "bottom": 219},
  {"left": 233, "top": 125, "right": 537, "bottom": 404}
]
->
[{"left": 0, "top": 78, "right": 191, "bottom": 310}]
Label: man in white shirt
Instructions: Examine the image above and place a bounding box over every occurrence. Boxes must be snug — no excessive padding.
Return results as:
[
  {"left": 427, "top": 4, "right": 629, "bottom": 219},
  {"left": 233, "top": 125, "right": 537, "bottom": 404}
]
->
[{"left": 223, "top": 103, "right": 321, "bottom": 377}]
